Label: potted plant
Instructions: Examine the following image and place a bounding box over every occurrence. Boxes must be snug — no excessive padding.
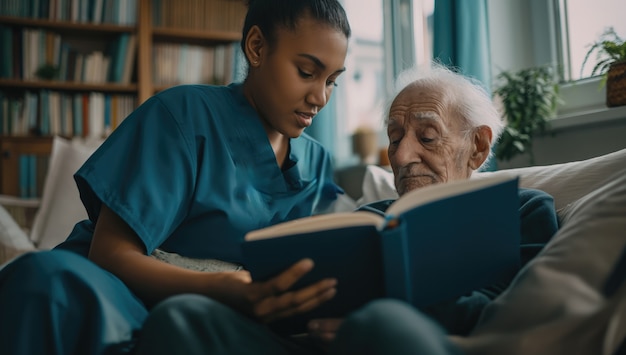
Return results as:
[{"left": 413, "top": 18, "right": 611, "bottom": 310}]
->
[
  {"left": 581, "top": 27, "right": 626, "bottom": 107},
  {"left": 493, "top": 65, "right": 561, "bottom": 165}
]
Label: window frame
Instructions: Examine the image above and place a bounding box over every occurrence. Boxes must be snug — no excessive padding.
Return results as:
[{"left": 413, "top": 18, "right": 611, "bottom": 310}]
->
[
  {"left": 527, "top": 0, "right": 626, "bottom": 128},
  {"left": 332, "top": 0, "right": 416, "bottom": 167}
]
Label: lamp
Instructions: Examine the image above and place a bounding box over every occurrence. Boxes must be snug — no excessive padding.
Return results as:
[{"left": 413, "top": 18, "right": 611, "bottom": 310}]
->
[{"left": 352, "top": 126, "right": 378, "bottom": 165}]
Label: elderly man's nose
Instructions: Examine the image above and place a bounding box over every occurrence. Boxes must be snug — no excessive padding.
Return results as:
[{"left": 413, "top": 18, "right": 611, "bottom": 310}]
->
[{"left": 395, "top": 138, "right": 422, "bottom": 163}]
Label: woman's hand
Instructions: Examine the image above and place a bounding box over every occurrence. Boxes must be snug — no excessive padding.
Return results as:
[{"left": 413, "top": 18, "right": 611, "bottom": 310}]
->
[
  {"left": 214, "top": 259, "right": 337, "bottom": 323},
  {"left": 308, "top": 318, "right": 344, "bottom": 344},
  {"left": 90, "top": 204, "right": 336, "bottom": 320}
]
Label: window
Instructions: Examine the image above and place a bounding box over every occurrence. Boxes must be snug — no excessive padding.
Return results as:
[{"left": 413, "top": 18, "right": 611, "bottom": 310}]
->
[
  {"left": 342, "top": 0, "right": 386, "bottom": 135},
  {"left": 335, "top": 0, "right": 432, "bottom": 166},
  {"left": 334, "top": 0, "right": 386, "bottom": 166},
  {"left": 412, "top": 0, "right": 434, "bottom": 68},
  {"left": 558, "top": 0, "right": 626, "bottom": 82},
  {"left": 515, "top": 0, "right": 626, "bottom": 116}
]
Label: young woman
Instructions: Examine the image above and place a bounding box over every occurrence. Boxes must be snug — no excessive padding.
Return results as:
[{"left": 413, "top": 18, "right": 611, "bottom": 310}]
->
[{"left": 0, "top": 0, "right": 351, "bottom": 354}]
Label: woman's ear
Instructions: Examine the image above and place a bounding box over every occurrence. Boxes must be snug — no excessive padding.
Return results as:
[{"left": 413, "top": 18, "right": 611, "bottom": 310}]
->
[
  {"left": 244, "top": 25, "right": 265, "bottom": 67},
  {"left": 469, "top": 125, "right": 493, "bottom": 170}
]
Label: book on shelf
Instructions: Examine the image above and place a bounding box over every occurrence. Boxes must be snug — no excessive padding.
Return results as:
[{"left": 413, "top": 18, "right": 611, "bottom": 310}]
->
[
  {"left": 28, "top": 154, "right": 36, "bottom": 198},
  {"left": 72, "top": 93, "right": 83, "bottom": 137},
  {"left": 40, "top": 90, "right": 50, "bottom": 134},
  {"left": 0, "top": 26, "right": 12, "bottom": 78},
  {"left": 81, "top": 93, "right": 89, "bottom": 138},
  {"left": 18, "top": 154, "right": 30, "bottom": 198},
  {"left": 242, "top": 174, "right": 522, "bottom": 335},
  {"left": 121, "top": 34, "right": 137, "bottom": 84},
  {"left": 17, "top": 154, "right": 44, "bottom": 199},
  {"left": 108, "top": 33, "right": 129, "bottom": 83},
  {"left": 0, "top": 90, "right": 134, "bottom": 137},
  {"left": 0, "top": 0, "right": 138, "bottom": 24}
]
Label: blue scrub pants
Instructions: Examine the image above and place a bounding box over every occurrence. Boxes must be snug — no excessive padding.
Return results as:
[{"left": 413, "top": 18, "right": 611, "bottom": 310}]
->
[
  {"left": 1, "top": 251, "right": 465, "bottom": 355},
  {"left": 330, "top": 299, "right": 465, "bottom": 355},
  {"left": 135, "top": 295, "right": 463, "bottom": 355},
  {"left": 0, "top": 250, "right": 147, "bottom": 355}
]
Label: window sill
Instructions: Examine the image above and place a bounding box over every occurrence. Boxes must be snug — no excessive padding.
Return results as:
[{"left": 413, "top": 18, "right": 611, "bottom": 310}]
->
[
  {"left": 550, "top": 77, "right": 626, "bottom": 131},
  {"left": 551, "top": 105, "right": 626, "bottom": 131}
]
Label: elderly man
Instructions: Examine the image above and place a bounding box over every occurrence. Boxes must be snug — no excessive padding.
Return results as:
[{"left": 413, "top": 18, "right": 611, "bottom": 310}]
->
[
  {"left": 363, "top": 63, "right": 558, "bottom": 284},
  {"left": 308, "top": 64, "right": 559, "bottom": 354},
  {"left": 371, "top": 64, "right": 558, "bottom": 333}
]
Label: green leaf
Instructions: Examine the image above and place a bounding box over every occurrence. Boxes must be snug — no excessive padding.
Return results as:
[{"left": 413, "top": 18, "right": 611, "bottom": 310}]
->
[
  {"left": 581, "top": 26, "right": 626, "bottom": 81},
  {"left": 493, "top": 64, "right": 559, "bottom": 163}
]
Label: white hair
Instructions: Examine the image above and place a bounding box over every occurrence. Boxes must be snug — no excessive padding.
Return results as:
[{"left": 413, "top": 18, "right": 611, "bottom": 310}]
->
[{"left": 387, "top": 62, "right": 504, "bottom": 146}]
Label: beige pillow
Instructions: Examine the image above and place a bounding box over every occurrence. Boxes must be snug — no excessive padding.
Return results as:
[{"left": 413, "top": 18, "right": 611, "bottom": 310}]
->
[
  {"left": 474, "top": 148, "right": 626, "bottom": 217},
  {"left": 30, "top": 136, "right": 100, "bottom": 249}
]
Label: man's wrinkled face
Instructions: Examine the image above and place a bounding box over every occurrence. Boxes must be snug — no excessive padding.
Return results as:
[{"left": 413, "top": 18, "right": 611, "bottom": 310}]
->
[{"left": 387, "top": 83, "right": 474, "bottom": 196}]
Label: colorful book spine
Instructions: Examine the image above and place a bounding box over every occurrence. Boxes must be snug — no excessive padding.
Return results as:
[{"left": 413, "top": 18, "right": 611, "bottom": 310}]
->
[{"left": 18, "top": 154, "right": 37, "bottom": 198}]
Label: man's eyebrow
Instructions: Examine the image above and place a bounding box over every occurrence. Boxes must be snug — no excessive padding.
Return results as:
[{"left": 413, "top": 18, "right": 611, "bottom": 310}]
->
[
  {"left": 410, "top": 111, "right": 441, "bottom": 122},
  {"left": 298, "top": 53, "right": 346, "bottom": 73},
  {"left": 388, "top": 111, "right": 441, "bottom": 126}
]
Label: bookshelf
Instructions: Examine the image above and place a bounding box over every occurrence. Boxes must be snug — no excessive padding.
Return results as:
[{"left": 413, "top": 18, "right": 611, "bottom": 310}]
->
[{"left": 0, "top": 0, "right": 247, "bottom": 197}]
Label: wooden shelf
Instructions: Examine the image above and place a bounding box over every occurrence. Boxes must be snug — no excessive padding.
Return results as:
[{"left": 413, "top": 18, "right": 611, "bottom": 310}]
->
[
  {"left": 0, "top": 136, "right": 54, "bottom": 197},
  {"left": 152, "top": 27, "right": 241, "bottom": 45},
  {"left": 0, "top": 16, "right": 135, "bottom": 34},
  {"left": 0, "top": 78, "right": 138, "bottom": 93},
  {"left": 0, "top": 0, "right": 247, "bottom": 196}
]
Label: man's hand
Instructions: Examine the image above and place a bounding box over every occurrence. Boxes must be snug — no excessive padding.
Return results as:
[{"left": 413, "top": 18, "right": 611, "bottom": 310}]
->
[{"left": 213, "top": 259, "right": 338, "bottom": 323}]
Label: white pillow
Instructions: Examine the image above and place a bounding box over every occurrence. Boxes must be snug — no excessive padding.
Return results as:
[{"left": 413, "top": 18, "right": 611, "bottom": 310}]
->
[
  {"left": 0, "top": 203, "right": 35, "bottom": 266},
  {"left": 356, "top": 165, "right": 398, "bottom": 207},
  {"left": 30, "top": 136, "right": 101, "bottom": 249},
  {"left": 326, "top": 192, "right": 359, "bottom": 213},
  {"left": 451, "top": 164, "right": 626, "bottom": 355}
]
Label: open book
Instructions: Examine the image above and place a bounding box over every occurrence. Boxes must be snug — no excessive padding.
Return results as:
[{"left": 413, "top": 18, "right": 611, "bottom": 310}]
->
[{"left": 242, "top": 174, "right": 521, "bottom": 335}]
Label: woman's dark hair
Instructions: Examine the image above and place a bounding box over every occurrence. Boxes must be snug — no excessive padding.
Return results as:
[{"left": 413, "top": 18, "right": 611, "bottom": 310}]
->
[{"left": 240, "top": 0, "right": 351, "bottom": 59}]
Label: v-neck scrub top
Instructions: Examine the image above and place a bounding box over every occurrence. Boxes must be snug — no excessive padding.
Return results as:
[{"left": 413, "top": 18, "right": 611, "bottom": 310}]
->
[{"left": 56, "top": 83, "right": 340, "bottom": 264}]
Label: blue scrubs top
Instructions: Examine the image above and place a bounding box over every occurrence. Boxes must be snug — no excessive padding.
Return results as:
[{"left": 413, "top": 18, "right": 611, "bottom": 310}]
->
[{"left": 56, "top": 83, "right": 339, "bottom": 263}]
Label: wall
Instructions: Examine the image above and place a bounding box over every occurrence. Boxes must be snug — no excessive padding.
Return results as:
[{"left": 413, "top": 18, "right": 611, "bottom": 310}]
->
[{"left": 498, "top": 107, "right": 626, "bottom": 169}]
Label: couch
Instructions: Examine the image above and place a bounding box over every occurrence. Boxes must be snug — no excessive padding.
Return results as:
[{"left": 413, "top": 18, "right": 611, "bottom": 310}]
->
[
  {"left": 336, "top": 149, "right": 626, "bottom": 355},
  {"left": 1, "top": 136, "right": 625, "bottom": 354}
]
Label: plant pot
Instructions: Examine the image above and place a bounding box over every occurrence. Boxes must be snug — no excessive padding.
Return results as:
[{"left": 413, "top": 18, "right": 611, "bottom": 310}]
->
[{"left": 606, "top": 61, "right": 626, "bottom": 107}]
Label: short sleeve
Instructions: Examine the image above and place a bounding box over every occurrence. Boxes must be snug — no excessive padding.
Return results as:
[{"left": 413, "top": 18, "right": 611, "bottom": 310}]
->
[{"left": 74, "top": 96, "right": 197, "bottom": 252}]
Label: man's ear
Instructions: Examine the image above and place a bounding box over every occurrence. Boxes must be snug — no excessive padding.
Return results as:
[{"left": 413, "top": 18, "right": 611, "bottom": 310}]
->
[
  {"left": 244, "top": 25, "right": 265, "bottom": 67},
  {"left": 468, "top": 125, "right": 493, "bottom": 170}
]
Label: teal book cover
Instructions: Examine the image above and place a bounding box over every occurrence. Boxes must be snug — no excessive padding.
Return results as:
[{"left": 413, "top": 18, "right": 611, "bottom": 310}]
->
[{"left": 242, "top": 175, "right": 521, "bottom": 335}]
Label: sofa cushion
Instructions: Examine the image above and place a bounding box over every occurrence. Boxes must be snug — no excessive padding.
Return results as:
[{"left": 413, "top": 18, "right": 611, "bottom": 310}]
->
[{"left": 30, "top": 137, "right": 100, "bottom": 249}]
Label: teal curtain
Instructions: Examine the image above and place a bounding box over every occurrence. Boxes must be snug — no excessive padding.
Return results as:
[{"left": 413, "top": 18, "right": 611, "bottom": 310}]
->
[{"left": 433, "top": 0, "right": 497, "bottom": 171}]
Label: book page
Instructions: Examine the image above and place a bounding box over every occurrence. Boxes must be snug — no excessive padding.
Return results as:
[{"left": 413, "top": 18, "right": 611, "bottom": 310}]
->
[
  {"left": 387, "top": 174, "right": 518, "bottom": 217},
  {"left": 244, "top": 211, "right": 384, "bottom": 241}
]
